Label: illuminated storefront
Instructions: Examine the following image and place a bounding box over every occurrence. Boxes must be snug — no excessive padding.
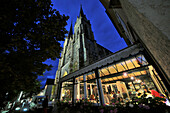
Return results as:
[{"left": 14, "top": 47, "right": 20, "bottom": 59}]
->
[{"left": 57, "top": 44, "right": 169, "bottom": 105}]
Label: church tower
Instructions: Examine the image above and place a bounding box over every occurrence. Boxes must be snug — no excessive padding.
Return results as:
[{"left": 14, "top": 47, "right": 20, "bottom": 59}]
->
[{"left": 55, "top": 6, "right": 112, "bottom": 80}]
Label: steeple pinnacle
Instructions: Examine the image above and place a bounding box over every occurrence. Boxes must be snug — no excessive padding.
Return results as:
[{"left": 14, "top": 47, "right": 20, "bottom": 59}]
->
[
  {"left": 79, "top": 4, "right": 85, "bottom": 18},
  {"left": 68, "top": 22, "right": 73, "bottom": 37}
]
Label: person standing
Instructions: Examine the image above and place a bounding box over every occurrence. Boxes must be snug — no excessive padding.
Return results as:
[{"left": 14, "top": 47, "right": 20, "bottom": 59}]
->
[{"left": 42, "top": 95, "right": 48, "bottom": 113}]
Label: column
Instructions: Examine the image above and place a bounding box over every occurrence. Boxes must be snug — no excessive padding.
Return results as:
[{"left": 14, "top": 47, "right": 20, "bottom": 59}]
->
[
  {"left": 73, "top": 77, "right": 76, "bottom": 105},
  {"left": 84, "top": 74, "right": 87, "bottom": 99},
  {"left": 57, "top": 82, "right": 62, "bottom": 101},
  {"left": 90, "top": 84, "right": 93, "bottom": 95},
  {"left": 95, "top": 69, "right": 104, "bottom": 105},
  {"left": 105, "top": 85, "right": 108, "bottom": 92},
  {"left": 110, "top": 84, "right": 113, "bottom": 91},
  {"left": 77, "top": 81, "right": 80, "bottom": 99}
]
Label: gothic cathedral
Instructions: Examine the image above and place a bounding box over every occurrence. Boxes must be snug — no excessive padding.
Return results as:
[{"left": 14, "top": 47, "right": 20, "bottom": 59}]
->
[{"left": 56, "top": 6, "right": 112, "bottom": 79}]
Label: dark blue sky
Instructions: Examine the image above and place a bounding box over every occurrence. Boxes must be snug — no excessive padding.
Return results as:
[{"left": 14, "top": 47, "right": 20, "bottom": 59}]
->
[{"left": 38, "top": 0, "right": 127, "bottom": 88}]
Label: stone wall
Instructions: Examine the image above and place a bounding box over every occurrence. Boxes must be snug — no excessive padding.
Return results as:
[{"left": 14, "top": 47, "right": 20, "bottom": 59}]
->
[{"left": 120, "top": 0, "right": 170, "bottom": 79}]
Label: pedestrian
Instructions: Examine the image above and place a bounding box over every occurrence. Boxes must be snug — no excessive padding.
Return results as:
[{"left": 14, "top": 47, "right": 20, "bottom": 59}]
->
[{"left": 42, "top": 95, "right": 48, "bottom": 113}]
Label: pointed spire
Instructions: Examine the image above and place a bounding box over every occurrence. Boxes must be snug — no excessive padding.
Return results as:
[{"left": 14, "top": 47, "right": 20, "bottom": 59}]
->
[
  {"left": 68, "top": 22, "right": 73, "bottom": 37},
  {"left": 79, "top": 4, "right": 85, "bottom": 18}
]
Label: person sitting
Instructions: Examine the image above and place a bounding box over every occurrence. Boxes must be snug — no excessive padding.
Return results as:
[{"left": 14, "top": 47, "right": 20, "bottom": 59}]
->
[
  {"left": 90, "top": 94, "right": 95, "bottom": 100},
  {"left": 149, "top": 88, "right": 161, "bottom": 98}
]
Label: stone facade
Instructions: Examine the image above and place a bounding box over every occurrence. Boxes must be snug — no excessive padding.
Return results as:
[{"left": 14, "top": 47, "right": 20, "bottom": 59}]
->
[
  {"left": 55, "top": 6, "right": 112, "bottom": 81},
  {"left": 100, "top": 0, "right": 170, "bottom": 83}
]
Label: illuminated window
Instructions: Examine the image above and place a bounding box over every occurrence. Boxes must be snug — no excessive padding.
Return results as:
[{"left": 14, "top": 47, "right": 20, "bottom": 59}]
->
[{"left": 108, "top": 66, "right": 117, "bottom": 74}]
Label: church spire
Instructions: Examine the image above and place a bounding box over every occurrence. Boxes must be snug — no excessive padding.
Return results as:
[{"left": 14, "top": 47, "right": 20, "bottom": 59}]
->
[
  {"left": 68, "top": 22, "right": 73, "bottom": 37},
  {"left": 79, "top": 4, "right": 85, "bottom": 18}
]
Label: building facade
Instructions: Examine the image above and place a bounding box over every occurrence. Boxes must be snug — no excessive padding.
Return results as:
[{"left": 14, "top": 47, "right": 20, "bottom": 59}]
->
[
  {"left": 54, "top": 3, "right": 169, "bottom": 106},
  {"left": 99, "top": 0, "right": 170, "bottom": 89},
  {"left": 57, "top": 44, "right": 169, "bottom": 105},
  {"left": 54, "top": 6, "right": 112, "bottom": 98}
]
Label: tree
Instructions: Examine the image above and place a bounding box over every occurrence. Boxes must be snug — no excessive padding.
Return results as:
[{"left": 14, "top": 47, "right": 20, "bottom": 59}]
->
[{"left": 0, "top": 0, "right": 69, "bottom": 107}]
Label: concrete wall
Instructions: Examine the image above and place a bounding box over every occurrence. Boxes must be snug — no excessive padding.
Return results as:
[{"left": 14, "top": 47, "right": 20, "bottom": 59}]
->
[{"left": 120, "top": 0, "right": 170, "bottom": 79}]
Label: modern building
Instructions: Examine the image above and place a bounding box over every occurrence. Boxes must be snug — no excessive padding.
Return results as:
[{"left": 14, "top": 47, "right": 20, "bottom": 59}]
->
[
  {"left": 99, "top": 0, "right": 170, "bottom": 89},
  {"left": 54, "top": 4, "right": 169, "bottom": 106}
]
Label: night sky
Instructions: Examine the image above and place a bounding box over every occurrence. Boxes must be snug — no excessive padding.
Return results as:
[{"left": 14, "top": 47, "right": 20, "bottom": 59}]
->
[{"left": 38, "top": 0, "right": 127, "bottom": 89}]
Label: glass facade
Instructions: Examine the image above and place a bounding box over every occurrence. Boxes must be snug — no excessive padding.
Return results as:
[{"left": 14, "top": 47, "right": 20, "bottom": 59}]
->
[
  {"left": 75, "top": 75, "right": 84, "bottom": 100},
  {"left": 74, "top": 72, "right": 100, "bottom": 104},
  {"left": 59, "top": 54, "right": 168, "bottom": 105},
  {"left": 60, "top": 79, "right": 73, "bottom": 102}
]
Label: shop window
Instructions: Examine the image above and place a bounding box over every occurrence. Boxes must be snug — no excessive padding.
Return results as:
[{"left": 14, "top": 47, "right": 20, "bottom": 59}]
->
[
  {"left": 136, "top": 55, "right": 149, "bottom": 66},
  {"left": 100, "top": 68, "right": 110, "bottom": 76},
  {"left": 108, "top": 66, "right": 117, "bottom": 74},
  {"left": 101, "top": 78, "right": 130, "bottom": 105},
  {"left": 75, "top": 75, "right": 84, "bottom": 101},
  {"left": 99, "top": 70, "right": 105, "bottom": 77},
  {"left": 60, "top": 79, "right": 73, "bottom": 102},
  {"left": 120, "top": 62, "right": 128, "bottom": 70},
  {"left": 116, "top": 62, "right": 126, "bottom": 72},
  {"left": 86, "top": 79, "right": 100, "bottom": 104},
  {"left": 86, "top": 72, "right": 96, "bottom": 81},
  {"left": 131, "top": 58, "right": 140, "bottom": 68},
  {"left": 125, "top": 60, "right": 135, "bottom": 69}
]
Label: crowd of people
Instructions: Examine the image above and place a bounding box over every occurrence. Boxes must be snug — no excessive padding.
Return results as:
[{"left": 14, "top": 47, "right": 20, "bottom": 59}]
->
[{"left": 103, "top": 87, "right": 169, "bottom": 105}]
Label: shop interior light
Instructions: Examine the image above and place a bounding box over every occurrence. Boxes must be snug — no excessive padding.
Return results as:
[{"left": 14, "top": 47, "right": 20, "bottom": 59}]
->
[
  {"left": 130, "top": 77, "right": 135, "bottom": 80},
  {"left": 123, "top": 72, "right": 128, "bottom": 77},
  {"left": 138, "top": 79, "right": 142, "bottom": 83},
  {"left": 62, "top": 94, "right": 64, "bottom": 97},
  {"left": 135, "top": 79, "right": 142, "bottom": 83}
]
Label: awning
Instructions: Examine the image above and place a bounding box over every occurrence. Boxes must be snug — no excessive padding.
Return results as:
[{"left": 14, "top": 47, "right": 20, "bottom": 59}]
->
[{"left": 60, "top": 43, "right": 144, "bottom": 82}]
